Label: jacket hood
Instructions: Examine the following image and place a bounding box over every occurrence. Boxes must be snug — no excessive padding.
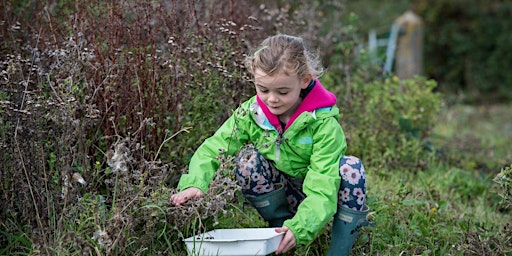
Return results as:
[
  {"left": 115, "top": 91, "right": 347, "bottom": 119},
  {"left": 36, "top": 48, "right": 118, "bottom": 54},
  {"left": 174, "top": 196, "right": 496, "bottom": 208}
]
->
[{"left": 256, "top": 79, "right": 337, "bottom": 132}]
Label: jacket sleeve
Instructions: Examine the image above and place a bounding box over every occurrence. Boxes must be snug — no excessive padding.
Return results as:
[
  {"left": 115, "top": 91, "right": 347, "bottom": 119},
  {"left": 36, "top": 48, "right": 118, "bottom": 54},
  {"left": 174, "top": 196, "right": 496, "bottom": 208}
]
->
[
  {"left": 283, "top": 117, "right": 346, "bottom": 244},
  {"left": 177, "top": 105, "right": 250, "bottom": 192}
]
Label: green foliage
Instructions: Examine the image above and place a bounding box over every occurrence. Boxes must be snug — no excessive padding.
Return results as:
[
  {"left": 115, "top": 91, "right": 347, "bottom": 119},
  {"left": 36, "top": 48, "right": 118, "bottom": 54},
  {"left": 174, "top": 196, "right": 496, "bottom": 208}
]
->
[
  {"left": 324, "top": 74, "right": 442, "bottom": 171},
  {"left": 345, "top": 0, "right": 512, "bottom": 102},
  {"left": 322, "top": 7, "right": 444, "bottom": 172},
  {"left": 494, "top": 164, "right": 512, "bottom": 210},
  {"left": 322, "top": 13, "right": 442, "bottom": 171},
  {"left": 412, "top": 0, "right": 512, "bottom": 102},
  {"left": 0, "top": 227, "right": 31, "bottom": 255}
]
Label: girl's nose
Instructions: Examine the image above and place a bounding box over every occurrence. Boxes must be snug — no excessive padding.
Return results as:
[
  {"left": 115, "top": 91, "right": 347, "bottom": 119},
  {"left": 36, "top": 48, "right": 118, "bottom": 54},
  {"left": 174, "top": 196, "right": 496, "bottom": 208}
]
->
[{"left": 268, "top": 93, "right": 279, "bottom": 103}]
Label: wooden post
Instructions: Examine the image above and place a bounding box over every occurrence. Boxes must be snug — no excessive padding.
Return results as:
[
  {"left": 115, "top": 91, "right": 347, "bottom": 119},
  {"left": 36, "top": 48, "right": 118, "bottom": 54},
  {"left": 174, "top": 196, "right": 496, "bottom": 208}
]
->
[{"left": 395, "top": 11, "right": 424, "bottom": 79}]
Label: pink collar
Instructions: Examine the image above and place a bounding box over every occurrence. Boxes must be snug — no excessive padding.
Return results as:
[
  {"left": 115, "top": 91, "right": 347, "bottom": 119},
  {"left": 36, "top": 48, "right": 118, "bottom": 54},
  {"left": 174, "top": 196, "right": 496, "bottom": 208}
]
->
[{"left": 256, "top": 79, "right": 337, "bottom": 132}]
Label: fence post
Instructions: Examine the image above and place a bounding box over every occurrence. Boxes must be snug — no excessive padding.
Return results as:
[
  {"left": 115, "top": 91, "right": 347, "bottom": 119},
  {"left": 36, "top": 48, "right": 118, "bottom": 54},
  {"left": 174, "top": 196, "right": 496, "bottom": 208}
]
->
[{"left": 395, "top": 10, "right": 424, "bottom": 79}]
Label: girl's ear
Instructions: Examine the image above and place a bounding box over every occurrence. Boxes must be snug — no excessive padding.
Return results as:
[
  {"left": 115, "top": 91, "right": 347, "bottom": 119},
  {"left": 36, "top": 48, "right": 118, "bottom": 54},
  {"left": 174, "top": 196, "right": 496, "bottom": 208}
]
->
[{"left": 301, "top": 73, "right": 313, "bottom": 89}]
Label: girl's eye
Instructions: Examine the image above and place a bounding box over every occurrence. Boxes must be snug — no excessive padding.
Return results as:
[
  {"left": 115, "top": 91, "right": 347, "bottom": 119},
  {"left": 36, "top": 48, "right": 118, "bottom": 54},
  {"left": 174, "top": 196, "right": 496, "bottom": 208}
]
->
[{"left": 279, "top": 91, "right": 288, "bottom": 95}]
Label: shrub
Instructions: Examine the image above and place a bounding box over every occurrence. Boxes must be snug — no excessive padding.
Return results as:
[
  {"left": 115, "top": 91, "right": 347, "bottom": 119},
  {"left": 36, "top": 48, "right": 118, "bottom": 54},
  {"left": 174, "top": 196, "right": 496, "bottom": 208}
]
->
[
  {"left": 1, "top": 1, "right": 259, "bottom": 254},
  {"left": 494, "top": 164, "right": 512, "bottom": 210},
  {"left": 324, "top": 73, "right": 442, "bottom": 171},
  {"left": 493, "top": 164, "right": 512, "bottom": 248},
  {"left": 412, "top": 0, "right": 512, "bottom": 102},
  {"left": 322, "top": 22, "right": 442, "bottom": 172}
]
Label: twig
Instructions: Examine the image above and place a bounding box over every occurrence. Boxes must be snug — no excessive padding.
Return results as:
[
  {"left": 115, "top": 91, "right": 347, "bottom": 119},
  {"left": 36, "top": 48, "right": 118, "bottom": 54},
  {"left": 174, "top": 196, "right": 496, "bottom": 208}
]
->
[
  {"left": 120, "top": 195, "right": 139, "bottom": 214},
  {"left": 194, "top": 207, "right": 204, "bottom": 235},
  {"left": 44, "top": 5, "right": 58, "bottom": 44},
  {"left": 14, "top": 137, "right": 44, "bottom": 237},
  {"left": 39, "top": 145, "right": 50, "bottom": 212},
  {"left": 153, "top": 127, "right": 191, "bottom": 162}
]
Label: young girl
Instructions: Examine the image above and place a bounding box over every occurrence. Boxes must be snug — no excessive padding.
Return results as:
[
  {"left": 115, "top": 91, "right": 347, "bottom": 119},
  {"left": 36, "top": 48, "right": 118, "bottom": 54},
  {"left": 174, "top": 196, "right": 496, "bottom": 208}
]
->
[{"left": 170, "top": 34, "right": 369, "bottom": 255}]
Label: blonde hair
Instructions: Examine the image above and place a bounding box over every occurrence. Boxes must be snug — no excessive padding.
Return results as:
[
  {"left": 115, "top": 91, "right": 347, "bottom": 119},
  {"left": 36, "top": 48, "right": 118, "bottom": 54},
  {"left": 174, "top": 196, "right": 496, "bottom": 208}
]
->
[{"left": 245, "top": 34, "right": 324, "bottom": 79}]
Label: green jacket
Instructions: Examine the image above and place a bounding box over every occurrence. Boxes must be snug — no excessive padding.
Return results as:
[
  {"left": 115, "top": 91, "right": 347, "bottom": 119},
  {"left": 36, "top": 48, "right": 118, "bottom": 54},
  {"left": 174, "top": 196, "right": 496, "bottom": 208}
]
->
[{"left": 178, "top": 81, "right": 347, "bottom": 244}]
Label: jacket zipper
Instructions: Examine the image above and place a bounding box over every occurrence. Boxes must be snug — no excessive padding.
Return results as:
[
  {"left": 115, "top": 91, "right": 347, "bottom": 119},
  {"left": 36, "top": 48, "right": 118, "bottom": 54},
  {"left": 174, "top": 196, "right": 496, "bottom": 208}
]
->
[{"left": 276, "top": 133, "right": 283, "bottom": 162}]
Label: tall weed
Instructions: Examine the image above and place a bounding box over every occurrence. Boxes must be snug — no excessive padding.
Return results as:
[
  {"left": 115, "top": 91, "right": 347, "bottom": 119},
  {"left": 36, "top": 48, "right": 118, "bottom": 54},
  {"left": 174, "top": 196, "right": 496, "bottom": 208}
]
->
[
  {"left": 3, "top": 0, "right": 350, "bottom": 254},
  {"left": 1, "top": 0, "right": 259, "bottom": 254}
]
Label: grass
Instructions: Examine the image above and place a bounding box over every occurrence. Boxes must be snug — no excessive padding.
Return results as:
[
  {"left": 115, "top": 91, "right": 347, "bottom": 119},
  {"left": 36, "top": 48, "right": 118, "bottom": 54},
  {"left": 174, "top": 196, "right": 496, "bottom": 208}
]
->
[
  {"left": 358, "top": 164, "right": 509, "bottom": 255},
  {"left": 431, "top": 103, "right": 512, "bottom": 171},
  {"left": 347, "top": 103, "right": 512, "bottom": 256}
]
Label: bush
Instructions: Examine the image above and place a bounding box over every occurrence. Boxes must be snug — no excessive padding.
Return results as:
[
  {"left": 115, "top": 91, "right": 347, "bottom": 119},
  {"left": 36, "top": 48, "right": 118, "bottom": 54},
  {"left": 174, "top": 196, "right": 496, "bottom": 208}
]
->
[
  {"left": 412, "top": 0, "right": 512, "bottom": 102},
  {"left": 331, "top": 75, "right": 442, "bottom": 171},
  {"left": 321, "top": 23, "right": 442, "bottom": 172},
  {"left": 494, "top": 164, "right": 512, "bottom": 210}
]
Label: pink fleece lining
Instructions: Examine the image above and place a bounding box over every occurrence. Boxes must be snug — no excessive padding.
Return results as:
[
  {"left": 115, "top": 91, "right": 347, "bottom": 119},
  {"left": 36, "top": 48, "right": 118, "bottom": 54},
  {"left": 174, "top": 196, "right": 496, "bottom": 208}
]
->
[{"left": 256, "top": 79, "right": 337, "bottom": 133}]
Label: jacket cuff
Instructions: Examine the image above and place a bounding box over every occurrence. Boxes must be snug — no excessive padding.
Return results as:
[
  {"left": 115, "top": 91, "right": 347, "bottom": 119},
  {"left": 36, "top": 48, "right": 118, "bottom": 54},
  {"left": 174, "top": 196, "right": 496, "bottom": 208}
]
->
[
  {"left": 283, "top": 219, "right": 312, "bottom": 245},
  {"left": 177, "top": 174, "right": 209, "bottom": 193}
]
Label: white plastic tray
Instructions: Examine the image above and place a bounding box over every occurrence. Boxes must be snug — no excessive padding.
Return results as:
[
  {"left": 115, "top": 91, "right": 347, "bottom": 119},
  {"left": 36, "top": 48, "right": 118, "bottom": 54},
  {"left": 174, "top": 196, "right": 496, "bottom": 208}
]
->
[{"left": 184, "top": 228, "right": 284, "bottom": 256}]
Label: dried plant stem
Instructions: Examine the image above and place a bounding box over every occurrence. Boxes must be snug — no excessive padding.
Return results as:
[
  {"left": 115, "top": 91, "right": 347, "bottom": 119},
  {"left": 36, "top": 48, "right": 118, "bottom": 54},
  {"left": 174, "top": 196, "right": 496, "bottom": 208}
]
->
[
  {"left": 44, "top": 5, "right": 58, "bottom": 44},
  {"left": 112, "top": 171, "right": 120, "bottom": 211},
  {"left": 193, "top": 207, "right": 204, "bottom": 235},
  {"left": 39, "top": 144, "right": 57, "bottom": 232},
  {"left": 153, "top": 127, "right": 191, "bottom": 162},
  {"left": 14, "top": 136, "right": 46, "bottom": 246},
  {"left": 120, "top": 195, "right": 139, "bottom": 215}
]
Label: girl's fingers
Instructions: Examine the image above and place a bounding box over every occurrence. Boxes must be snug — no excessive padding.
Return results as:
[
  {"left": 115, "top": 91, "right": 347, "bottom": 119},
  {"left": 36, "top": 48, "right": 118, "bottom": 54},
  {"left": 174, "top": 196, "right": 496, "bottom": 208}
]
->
[
  {"left": 275, "top": 226, "right": 296, "bottom": 254},
  {"left": 170, "top": 193, "right": 185, "bottom": 205},
  {"left": 169, "top": 188, "right": 203, "bottom": 205}
]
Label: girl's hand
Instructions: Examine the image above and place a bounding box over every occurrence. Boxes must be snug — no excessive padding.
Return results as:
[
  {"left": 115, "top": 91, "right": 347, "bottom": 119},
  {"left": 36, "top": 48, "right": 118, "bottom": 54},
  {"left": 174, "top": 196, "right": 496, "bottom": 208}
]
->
[
  {"left": 274, "top": 226, "right": 296, "bottom": 254},
  {"left": 170, "top": 187, "right": 203, "bottom": 206}
]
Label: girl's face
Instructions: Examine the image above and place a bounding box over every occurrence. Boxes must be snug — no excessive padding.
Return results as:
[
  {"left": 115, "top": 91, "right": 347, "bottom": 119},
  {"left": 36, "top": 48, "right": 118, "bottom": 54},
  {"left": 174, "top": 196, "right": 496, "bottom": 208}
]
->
[{"left": 254, "top": 68, "right": 310, "bottom": 121}]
